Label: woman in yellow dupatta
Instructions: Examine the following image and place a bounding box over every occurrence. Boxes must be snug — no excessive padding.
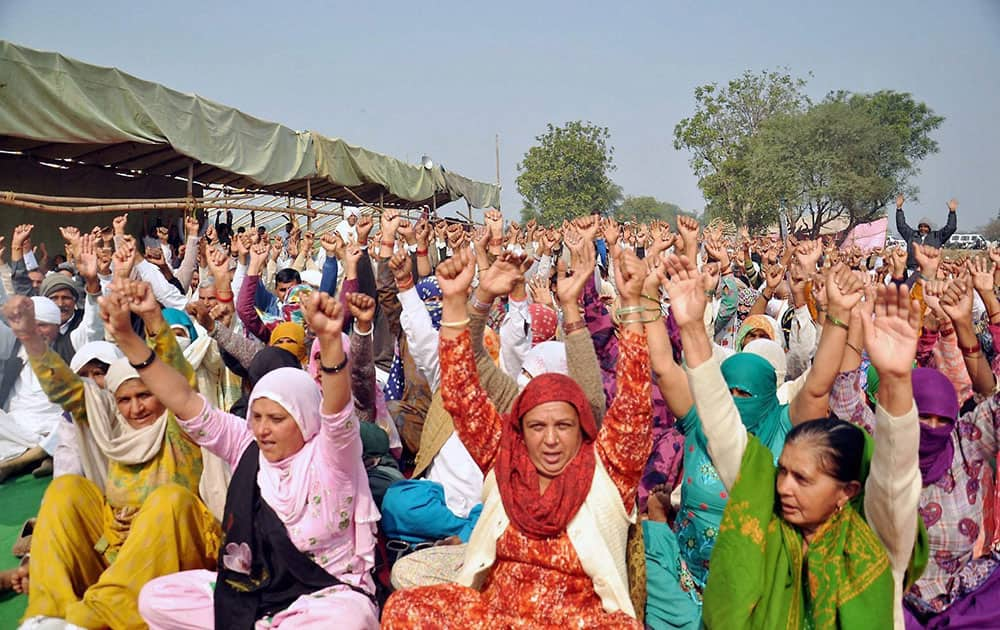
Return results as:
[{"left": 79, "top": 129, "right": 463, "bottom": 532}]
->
[{"left": 5, "top": 284, "right": 220, "bottom": 630}]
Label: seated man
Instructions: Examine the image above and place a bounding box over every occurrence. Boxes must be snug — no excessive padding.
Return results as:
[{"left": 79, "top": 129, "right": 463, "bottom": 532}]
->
[{"left": 0, "top": 297, "right": 67, "bottom": 481}]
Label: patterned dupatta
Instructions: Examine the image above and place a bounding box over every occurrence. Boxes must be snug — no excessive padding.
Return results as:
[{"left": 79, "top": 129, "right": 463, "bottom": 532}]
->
[{"left": 702, "top": 433, "right": 928, "bottom": 629}]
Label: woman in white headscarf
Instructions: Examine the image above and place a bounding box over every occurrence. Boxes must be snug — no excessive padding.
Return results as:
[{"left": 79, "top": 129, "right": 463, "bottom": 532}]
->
[{"left": 8, "top": 287, "right": 220, "bottom": 630}]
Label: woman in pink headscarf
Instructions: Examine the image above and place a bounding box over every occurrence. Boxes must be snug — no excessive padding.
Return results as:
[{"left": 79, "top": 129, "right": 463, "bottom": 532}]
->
[{"left": 115, "top": 286, "right": 379, "bottom": 629}]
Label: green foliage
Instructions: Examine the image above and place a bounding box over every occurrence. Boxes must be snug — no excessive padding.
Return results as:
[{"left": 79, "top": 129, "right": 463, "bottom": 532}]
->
[
  {"left": 981, "top": 210, "right": 1000, "bottom": 242},
  {"left": 749, "top": 91, "right": 944, "bottom": 237},
  {"left": 674, "top": 69, "right": 944, "bottom": 237},
  {"left": 616, "top": 195, "right": 689, "bottom": 224},
  {"left": 674, "top": 69, "right": 811, "bottom": 228},
  {"left": 516, "top": 121, "right": 619, "bottom": 225}
]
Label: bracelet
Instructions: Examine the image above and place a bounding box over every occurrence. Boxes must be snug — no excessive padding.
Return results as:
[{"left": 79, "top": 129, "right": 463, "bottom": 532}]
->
[
  {"left": 640, "top": 293, "right": 660, "bottom": 304},
  {"left": 846, "top": 342, "right": 863, "bottom": 356},
  {"left": 938, "top": 327, "right": 955, "bottom": 337},
  {"left": 563, "top": 319, "right": 588, "bottom": 334},
  {"left": 129, "top": 348, "right": 157, "bottom": 370},
  {"left": 396, "top": 280, "right": 414, "bottom": 292},
  {"left": 380, "top": 240, "right": 395, "bottom": 249},
  {"left": 319, "top": 354, "right": 349, "bottom": 374},
  {"left": 960, "top": 341, "right": 982, "bottom": 356},
  {"left": 826, "top": 314, "right": 849, "bottom": 331},
  {"left": 217, "top": 293, "right": 234, "bottom": 304},
  {"left": 471, "top": 294, "right": 493, "bottom": 313},
  {"left": 416, "top": 248, "right": 428, "bottom": 256},
  {"left": 616, "top": 305, "right": 645, "bottom": 317},
  {"left": 353, "top": 322, "right": 374, "bottom": 337},
  {"left": 440, "top": 318, "right": 470, "bottom": 329}
]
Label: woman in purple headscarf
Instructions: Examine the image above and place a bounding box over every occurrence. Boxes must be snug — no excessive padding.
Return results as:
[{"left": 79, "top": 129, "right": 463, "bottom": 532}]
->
[{"left": 904, "top": 367, "right": 1000, "bottom": 629}]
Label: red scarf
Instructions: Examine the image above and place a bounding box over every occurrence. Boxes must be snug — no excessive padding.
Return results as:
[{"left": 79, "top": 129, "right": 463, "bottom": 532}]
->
[{"left": 496, "top": 373, "right": 598, "bottom": 539}]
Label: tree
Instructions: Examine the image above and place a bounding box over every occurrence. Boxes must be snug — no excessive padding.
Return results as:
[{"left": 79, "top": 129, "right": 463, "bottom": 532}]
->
[
  {"left": 516, "top": 121, "right": 619, "bottom": 225},
  {"left": 981, "top": 210, "right": 1000, "bottom": 242},
  {"left": 674, "top": 69, "right": 811, "bottom": 228},
  {"left": 749, "top": 91, "right": 944, "bottom": 238},
  {"left": 616, "top": 196, "right": 689, "bottom": 224}
]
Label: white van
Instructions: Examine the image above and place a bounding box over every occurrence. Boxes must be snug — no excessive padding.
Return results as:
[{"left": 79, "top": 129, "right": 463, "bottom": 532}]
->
[{"left": 945, "top": 234, "right": 988, "bottom": 250}]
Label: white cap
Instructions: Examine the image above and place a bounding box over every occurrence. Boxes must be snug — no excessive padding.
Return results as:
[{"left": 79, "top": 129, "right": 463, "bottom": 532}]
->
[
  {"left": 30, "top": 296, "right": 62, "bottom": 325},
  {"left": 70, "top": 341, "right": 124, "bottom": 374}
]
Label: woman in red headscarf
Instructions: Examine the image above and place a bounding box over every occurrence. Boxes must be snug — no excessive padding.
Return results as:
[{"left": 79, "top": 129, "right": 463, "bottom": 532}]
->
[{"left": 382, "top": 247, "right": 653, "bottom": 629}]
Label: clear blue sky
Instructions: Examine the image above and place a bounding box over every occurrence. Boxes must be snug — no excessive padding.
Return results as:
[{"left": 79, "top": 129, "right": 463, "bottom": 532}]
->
[{"left": 2, "top": 0, "right": 998, "bottom": 232}]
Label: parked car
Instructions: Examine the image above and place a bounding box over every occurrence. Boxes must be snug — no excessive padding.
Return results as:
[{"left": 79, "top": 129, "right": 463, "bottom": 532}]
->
[{"left": 945, "top": 233, "right": 988, "bottom": 250}]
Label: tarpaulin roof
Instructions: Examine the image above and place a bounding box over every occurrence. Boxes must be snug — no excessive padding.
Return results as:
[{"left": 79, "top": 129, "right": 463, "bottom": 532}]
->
[{"left": 0, "top": 40, "right": 500, "bottom": 209}]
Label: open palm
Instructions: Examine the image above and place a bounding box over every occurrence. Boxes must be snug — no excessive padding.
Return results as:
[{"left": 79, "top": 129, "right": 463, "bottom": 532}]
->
[
  {"left": 660, "top": 255, "right": 706, "bottom": 328},
  {"left": 862, "top": 284, "right": 920, "bottom": 378}
]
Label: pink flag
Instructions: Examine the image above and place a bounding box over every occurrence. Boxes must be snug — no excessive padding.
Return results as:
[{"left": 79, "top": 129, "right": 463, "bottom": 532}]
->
[{"left": 842, "top": 218, "right": 888, "bottom": 252}]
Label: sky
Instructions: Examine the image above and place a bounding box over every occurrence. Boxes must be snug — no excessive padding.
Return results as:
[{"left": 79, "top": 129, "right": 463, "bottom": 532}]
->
[{"left": 2, "top": 0, "right": 998, "bottom": 233}]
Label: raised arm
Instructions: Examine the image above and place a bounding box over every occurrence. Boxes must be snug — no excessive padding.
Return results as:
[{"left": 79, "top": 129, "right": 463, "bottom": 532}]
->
[
  {"left": 594, "top": 248, "right": 652, "bottom": 507},
  {"left": 789, "top": 265, "right": 862, "bottom": 424},
  {"left": 937, "top": 198, "right": 958, "bottom": 242},
  {"left": 346, "top": 292, "right": 377, "bottom": 422},
  {"left": 4, "top": 296, "right": 86, "bottom": 421},
  {"left": 939, "top": 274, "right": 996, "bottom": 396},
  {"left": 895, "top": 194, "right": 914, "bottom": 240},
  {"left": 662, "top": 254, "right": 747, "bottom": 490},
  {"left": 642, "top": 264, "right": 693, "bottom": 418},
  {"left": 99, "top": 279, "right": 204, "bottom": 422},
  {"left": 438, "top": 247, "right": 505, "bottom": 472},
  {"left": 861, "top": 283, "right": 921, "bottom": 578},
  {"left": 557, "top": 226, "right": 608, "bottom": 421}
]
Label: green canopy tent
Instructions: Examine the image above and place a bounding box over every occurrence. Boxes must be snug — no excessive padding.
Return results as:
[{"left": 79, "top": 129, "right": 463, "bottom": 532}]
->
[{"left": 0, "top": 39, "right": 499, "bottom": 241}]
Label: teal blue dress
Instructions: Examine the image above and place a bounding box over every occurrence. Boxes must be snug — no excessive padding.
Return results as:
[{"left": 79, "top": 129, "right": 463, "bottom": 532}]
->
[{"left": 644, "top": 353, "right": 792, "bottom": 629}]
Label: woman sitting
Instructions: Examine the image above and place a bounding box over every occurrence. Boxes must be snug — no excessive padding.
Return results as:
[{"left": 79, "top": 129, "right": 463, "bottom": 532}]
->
[
  {"left": 133, "top": 287, "right": 379, "bottom": 629},
  {"left": 661, "top": 255, "right": 925, "bottom": 629},
  {"left": 382, "top": 247, "right": 653, "bottom": 629},
  {"left": 641, "top": 265, "right": 864, "bottom": 628},
  {"left": 5, "top": 290, "right": 220, "bottom": 630}
]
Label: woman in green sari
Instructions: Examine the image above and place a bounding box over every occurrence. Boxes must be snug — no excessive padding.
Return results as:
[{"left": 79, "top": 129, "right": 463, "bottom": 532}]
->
[{"left": 661, "top": 254, "right": 925, "bottom": 630}]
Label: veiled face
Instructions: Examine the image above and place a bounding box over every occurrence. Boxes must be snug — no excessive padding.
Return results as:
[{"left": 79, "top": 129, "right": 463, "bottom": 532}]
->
[{"left": 521, "top": 401, "right": 583, "bottom": 481}]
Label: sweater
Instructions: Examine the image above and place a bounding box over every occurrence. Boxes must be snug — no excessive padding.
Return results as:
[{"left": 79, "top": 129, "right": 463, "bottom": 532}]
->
[{"left": 458, "top": 458, "right": 636, "bottom": 618}]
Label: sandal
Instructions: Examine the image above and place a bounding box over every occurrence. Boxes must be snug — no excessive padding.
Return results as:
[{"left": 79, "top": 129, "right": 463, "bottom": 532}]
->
[{"left": 12, "top": 518, "right": 35, "bottom": 558}]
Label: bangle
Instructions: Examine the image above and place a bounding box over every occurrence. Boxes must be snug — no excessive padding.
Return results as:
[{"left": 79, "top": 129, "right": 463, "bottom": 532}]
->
[
  {"left": 353, "top": 322, "right": 374, "bottom": 337},
  {"left": 471, "top": 293, "right": 493, "bottom": 313},
  {"left": 217, "top": 293, "right": 234, "bottom": 304},
  {"left": 960, "top": 341, "right": 982, "bottom": 357},
  {"left": 616, "top": 305, "right": 645, "bottom": 317},
  {"left": 826, "top": 314, "right": 849, "bottom": 331},
  {"left": 416, "top": 248, "right": 428, "bottom": 256},
  {"left": 129, "top": 348, "right": 157, "bottom": 370},
  {"left": 440, "top": 318, "right": 470, "bottom": 329},
  {"left": 846, "top": 342, "right": 863, "bottom": 356},
  {"left": 563, "top": 319, "right": 588, "bottom": 334},
  {"left": 396, "top": 279, "right": 414, "bottom": 292},
  {"left": 380, "top": 240, "right": 395, "bottom": 249},
  {"left": 319, "top": 354, "right": 349, "bottom": 374},
  {"left": 938, "top": 327, "right": 955, "bottom": 337},
  {"left": 640, "top": 293, "right": 660, "bottom": 304}
]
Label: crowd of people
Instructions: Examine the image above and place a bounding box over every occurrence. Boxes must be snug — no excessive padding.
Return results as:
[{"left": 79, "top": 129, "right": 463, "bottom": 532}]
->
[{"left": 0, "top": 194, "right": 997, "bottom": 629}]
